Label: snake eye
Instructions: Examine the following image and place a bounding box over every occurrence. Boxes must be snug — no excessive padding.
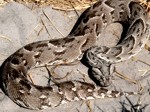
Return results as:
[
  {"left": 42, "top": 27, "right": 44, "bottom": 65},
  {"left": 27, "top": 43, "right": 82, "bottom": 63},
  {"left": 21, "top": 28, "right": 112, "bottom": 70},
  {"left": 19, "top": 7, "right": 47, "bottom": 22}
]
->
[{"left": 11, "top": 57, "right": 20, "bottom": 65}]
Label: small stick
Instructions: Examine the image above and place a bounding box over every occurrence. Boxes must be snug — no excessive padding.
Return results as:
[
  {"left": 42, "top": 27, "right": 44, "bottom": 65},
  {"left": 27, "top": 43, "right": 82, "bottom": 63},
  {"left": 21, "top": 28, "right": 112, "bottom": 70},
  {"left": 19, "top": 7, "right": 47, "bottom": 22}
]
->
[
  {"left": 42, "top": 10, "right": 65, "bottom": 37},
  {"left": 114, "top": 70, "right": 137, "bottom": 84}
]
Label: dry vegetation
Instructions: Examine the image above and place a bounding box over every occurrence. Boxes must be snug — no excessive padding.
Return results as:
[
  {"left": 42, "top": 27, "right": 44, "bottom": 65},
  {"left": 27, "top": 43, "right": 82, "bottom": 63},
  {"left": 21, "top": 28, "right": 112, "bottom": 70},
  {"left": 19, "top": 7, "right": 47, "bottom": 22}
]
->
[{"left": 0, "top": 0, "right": 97, "bottom": 10}]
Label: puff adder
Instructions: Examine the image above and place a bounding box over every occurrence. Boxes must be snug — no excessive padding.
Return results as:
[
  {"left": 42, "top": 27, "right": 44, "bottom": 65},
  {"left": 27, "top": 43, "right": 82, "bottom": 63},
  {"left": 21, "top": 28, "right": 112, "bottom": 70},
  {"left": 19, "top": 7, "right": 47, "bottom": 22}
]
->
[{"left": 0, "top": 0, "right": 150, "bottom": 110}]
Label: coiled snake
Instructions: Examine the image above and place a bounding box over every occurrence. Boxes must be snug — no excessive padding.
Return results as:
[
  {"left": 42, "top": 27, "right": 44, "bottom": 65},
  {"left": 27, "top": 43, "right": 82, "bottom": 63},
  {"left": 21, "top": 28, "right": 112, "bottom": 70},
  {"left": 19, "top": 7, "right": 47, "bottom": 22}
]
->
[{"left": 0, "top": 0, "right": 150, "bottom": 110}]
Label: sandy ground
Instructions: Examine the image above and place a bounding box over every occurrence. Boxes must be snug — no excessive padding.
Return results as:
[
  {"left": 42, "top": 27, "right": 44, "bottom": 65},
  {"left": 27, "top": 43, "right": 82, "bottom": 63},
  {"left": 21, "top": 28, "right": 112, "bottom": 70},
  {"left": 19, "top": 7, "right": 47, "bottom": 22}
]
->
[{"left": 1, "top": 1, "right": 150, "bottom": 112}]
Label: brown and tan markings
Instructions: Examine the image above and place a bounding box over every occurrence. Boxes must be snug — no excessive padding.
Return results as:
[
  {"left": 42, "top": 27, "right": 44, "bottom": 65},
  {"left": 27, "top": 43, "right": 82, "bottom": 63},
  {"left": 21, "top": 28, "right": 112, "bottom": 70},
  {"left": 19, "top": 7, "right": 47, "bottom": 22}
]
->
[{"left": 0, "top": 0, "right": 150, "bottom": 110}]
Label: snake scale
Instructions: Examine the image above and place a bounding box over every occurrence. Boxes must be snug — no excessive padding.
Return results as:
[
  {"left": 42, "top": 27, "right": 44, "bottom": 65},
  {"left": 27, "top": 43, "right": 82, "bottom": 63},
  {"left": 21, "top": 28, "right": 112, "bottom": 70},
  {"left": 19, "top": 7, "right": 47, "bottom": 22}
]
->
[{"left": 0, "top": 0, "right": 150, "bottom": 110}]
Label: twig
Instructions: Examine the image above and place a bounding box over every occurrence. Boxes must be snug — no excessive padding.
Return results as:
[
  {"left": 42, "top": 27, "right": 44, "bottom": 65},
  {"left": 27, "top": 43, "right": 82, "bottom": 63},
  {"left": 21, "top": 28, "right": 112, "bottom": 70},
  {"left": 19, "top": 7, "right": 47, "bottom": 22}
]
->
[
  {"left": 40, "top": 16, "right": 52, "bottom": 38},
  {"left": 42, "top": 10, "right": 65, "bottom": 37},
  {"left": 69, "top": 0, "right": 79, "bottom": 17},
  {"left": 115, "top": 70, "right": 137, "bottom": 84}
]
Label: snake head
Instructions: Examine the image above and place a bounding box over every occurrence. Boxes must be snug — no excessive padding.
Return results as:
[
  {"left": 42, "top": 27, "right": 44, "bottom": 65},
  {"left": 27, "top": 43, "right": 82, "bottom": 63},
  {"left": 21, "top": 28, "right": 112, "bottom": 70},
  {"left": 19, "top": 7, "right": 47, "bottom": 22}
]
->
[{"left": 91, "top": 67, "right": 112, "bottom": 87}]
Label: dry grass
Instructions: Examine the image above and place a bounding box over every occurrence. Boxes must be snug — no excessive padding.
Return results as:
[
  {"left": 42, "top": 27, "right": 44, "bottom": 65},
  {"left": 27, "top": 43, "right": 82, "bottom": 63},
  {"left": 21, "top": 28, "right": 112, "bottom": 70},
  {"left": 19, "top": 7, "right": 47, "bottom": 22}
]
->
[{"left": 0, "top": 0, "right": 97, "bottom": 10}]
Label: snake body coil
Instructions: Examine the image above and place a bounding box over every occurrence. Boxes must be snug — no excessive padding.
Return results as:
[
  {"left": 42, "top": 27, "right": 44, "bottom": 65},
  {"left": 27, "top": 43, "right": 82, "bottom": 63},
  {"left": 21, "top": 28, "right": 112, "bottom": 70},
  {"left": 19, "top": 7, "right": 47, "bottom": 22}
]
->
[{"left": 0, "top": 0, "right": 149, "bottom": 110}]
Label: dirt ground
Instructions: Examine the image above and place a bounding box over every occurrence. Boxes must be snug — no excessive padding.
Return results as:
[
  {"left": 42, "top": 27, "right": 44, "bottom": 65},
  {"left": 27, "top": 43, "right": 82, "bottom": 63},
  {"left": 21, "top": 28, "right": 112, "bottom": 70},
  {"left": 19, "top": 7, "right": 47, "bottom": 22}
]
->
[{"left": 0, "top": 1, "right": 150, "bottom": 112}]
